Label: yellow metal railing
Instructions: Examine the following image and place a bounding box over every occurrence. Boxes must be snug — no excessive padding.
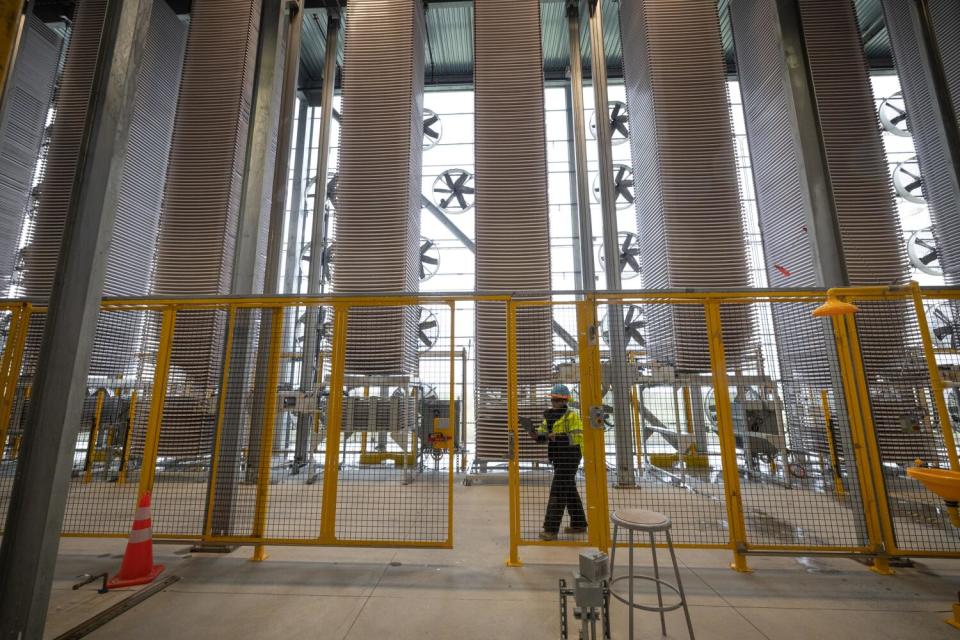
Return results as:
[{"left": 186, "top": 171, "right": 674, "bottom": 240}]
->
[{"left": 0, "top": 286, "right": 957, "bottom": 568}]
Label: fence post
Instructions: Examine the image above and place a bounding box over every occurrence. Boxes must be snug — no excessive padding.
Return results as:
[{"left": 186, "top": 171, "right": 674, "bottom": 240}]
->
[
  {"left": 251, "top": 308, "right": 286, "bottom": 561},
  {"left": 577, "top": 298, "right": 611, "bottom": 551},
  {"left": 704, "top": 301, "right": 751, "bottom": 573},
  {"left": 506, "top": 300, "right": 522, "bottom": 567},
  {"left": 446, "top": 300, "right": 457, "bottom": 548},
  {"left": 910, "top": 282, "right": 960, "bottom": 471},
  {"left": 831, "top": 309, "right": 896, "bottom": 574},
  {"left": 0, "top": 303, "right": 30, "bottom": 461},
  {"left": 319, "top": 303, "right": 349, "bottom": 543},
  {"left": 136, "top": 306, "right": 177, "bottom": 500}
]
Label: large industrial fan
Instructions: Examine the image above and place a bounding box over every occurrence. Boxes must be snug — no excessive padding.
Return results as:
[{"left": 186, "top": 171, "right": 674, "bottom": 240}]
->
[
  {"left": 929, "top": 304, "right": 958, "bottom": 350},
  {"left": 893, "top": 156, "right": 925, "bottom": 204},
  {"left": 589, "top": 100, "right": 629, "bottom": 145},
  {"left": 423, "top": 109, "right": 441, "bottom": 150},
  {"left": 418, "top": 307, "right": 439, "bottom": 351},
  {"left": 592, "top": 165, "right": 634, "bottom": 209},
  {"left": 432, "top": 168, "right": 475, "bottom": 212},
  {"left": 598, "top": 231, "right": 642, "bottom": 280},
  {"left": 600, "top": 304, "right": 646, "bottom": 348},
  {"left": 419, "top": 237, "right": 440, "bottom": 281},
  {"left": 907, "top": 228, "right": 942, "bottom": 276},
  {"left": 878, "top": 91, "right": 911, "bottom": 137}
]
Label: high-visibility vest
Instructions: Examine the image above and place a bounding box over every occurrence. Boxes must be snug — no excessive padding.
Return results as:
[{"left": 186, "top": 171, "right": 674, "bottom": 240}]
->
[{"left": 537, "top": 409, "right": 584, "bottom": 450}]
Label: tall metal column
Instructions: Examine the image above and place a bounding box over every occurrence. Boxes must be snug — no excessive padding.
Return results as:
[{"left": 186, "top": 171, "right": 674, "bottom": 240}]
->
[
  {"left": 265, "top": 0, "right": 303, "bottom": 293},
  {"left": 284, "top": 99, "right": 309, "bottom": 295},
  {"left": 588, "top": 0, "right": 634, "bottom": 485},
  {"left": 296, "top": 9, "right": 339, "bottom": 463},
  {"left": 211, "top": 0, "right": 286, "bottom": 528},
  {"left": 775, "top": 0, "right": 849, "bottom": 287},
  {"left": 566, "top": 2, "right": 595, "bottom": 294},
  {"left": 0, "top": 0, "right": 154, "bottom": 635}
]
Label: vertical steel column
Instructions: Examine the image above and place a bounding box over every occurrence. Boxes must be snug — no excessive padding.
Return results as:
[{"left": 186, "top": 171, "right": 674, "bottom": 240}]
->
[
  {"left": 774, "top": 0, "right": 849, "bottom": 287},
  {"left": 265, "top": 0, "right": 304, "bottom": 294},
  {"left": 297, "top": 10, "right": 339, "bottom": 462},
  {"left": 563, "top": 81, "right": 584, "bottom": 293},
  {"left": 587, "top": 0, "right": 634, "bottom": 486},
  {"left": 566, "top": 2, "right": 595, "bottom": 294},
  {"left": 0, "top": 0, "right": 155, "bottom": 635},
  {"left": 284, "top": 99, "right": 310, "bottom": 295}
]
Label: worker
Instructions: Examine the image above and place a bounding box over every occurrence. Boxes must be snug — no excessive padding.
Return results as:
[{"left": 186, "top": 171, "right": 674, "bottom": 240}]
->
[{"left": 531, "top": 384, "right": 587, "bottom": 541}]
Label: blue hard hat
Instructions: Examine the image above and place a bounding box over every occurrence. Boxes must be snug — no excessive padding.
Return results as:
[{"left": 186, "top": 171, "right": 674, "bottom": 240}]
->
[{"left": 550, "top": 384, "right": 571, "bottom": 399}]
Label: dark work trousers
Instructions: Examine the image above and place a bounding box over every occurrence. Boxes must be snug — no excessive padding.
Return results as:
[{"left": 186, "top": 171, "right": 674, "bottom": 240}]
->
[{"left": 543, "top": 447, "right": 587, "bottom": 534}]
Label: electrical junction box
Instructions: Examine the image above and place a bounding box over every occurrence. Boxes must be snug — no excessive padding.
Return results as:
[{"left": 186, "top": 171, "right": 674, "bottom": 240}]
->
[{"left": 578, "top": 550, "right": 609, "bottom": 582}]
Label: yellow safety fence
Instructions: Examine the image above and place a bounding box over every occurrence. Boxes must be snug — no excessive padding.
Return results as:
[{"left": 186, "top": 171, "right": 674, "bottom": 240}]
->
[{"left": 0, "top": 285, "right": 956, "bottom": 570}]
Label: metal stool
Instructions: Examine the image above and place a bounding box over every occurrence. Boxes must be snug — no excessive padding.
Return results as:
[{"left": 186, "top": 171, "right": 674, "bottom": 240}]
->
[{"left": 609, "top": 509, "right": 694, "bottom": 640}]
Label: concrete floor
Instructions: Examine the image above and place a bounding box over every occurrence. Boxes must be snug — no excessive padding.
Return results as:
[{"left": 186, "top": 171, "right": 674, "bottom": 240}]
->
[{"left": 42, "top": 481, "right": 960, "bottom": 640}]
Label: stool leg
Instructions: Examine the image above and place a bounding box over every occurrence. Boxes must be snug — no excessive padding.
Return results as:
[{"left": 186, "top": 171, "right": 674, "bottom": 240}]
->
[
  {"left": 666, "top": 530, "right": 695, "bottom": 640},
  {"left": 650, "top": 531, "right": 666, "bottom": 636},
  {"left": 610, "top": 523, "right": 619, "bottom": 579},
  {"left": 628, "top": 528, "right": 634, "bottom": 640}
]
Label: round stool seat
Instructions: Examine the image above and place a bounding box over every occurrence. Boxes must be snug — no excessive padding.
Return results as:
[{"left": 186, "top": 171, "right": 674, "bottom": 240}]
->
[{"left": 611, "top": 509, "right": 671, "bottom": 531}]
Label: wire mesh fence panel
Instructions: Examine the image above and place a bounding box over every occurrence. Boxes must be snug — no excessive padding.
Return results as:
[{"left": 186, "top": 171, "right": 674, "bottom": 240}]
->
[
  {"left": 0, "top": 309, "right": 44, "bottom": 532},
  {"left": 603, "top": 299, "right": 730, "bottom": 547},
  {"left": 515, "top": 302, "right": 588, "bottom": 544},
  {"left": 859, "top": 294, "right": 960, "bottom": 554},
  {"left": 204, "top": 306, "right": 266, "bottom": 540},
  {"left": 262, "top": 302, "right": 331, "bottom": 540},
  {"left": 720, "top": 299, "right": 870, "bottom": 550},
  {"left": 144, "top": 306, "right": 226, "bottom": 538},
  {"left": 61, "top": 308, "right": 161, "bottom": 535},
  {"left": 332, "top": 303, "right": 452, "bottom": 545}
]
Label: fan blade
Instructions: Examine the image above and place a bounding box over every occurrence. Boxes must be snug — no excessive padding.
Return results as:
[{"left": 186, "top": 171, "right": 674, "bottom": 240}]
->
[
  {"left": 456, "top": 192, "right": 468, "bottom": 209},
  {"left": 422, "top": 255, "right": 438, "bottom": 266},
  {"left": 420, "top": 320, "right": 438, "bottom": 331},
  {"left": 625, "top": 306, "right": 636, "bottom": 324},
  {"left": 626, "top": 255, "right": 641, "bottom": 272},
  {"left": 424, "top": 114, "right": 439, "bottom": 126},
  {"left": 920, "top": 250, "right": 939, "bottom": 266},
  {"left": 419, "top": 330, "right": 431, "bottom": 346}
]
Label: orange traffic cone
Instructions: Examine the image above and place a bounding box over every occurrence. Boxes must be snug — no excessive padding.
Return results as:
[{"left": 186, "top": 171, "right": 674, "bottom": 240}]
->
[{"left": 108, "top": 492, "right": 164, "bottom": 588}]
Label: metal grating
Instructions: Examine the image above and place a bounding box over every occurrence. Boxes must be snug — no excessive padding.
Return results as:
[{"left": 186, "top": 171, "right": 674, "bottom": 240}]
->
[
  {"left": 620, "top": 0, "right": 754, "bottom": 372},
  {"left": 0, "top": 15, "right": 61, "bottom": 294},
  {"left": 474, "top": 0, "right": 553, "bottom": 461},
  {"left": 22, "top": 0, "right": 106, "bottom": 300},
  {"left": 882, "top": 0, "right": 960, "bottom": 284},
  {"left": 334, "top": 0, "right": 425, "bottom": 375}
]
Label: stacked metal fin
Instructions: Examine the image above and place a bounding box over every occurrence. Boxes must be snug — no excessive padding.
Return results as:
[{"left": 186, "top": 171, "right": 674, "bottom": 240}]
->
[
  {"left": 334, "top": 0, "right": 425, "bottom": 375},
  {"left": 474, "top": 0, "right": 553, "bottom": 460},
  {"left": 0, "top": 15, "right": 60, "bottom": 294},
  {"left": 882, "top": 0, "right": 960, "bottom": 284},
  {"left": 733, "top": 0, "right": 920, "bottom": 462},
  {"left": 620, "top": 0, "right": 753, "bottom": 372},
  {"left": 22, "top": 0, "right": 106, "bottom": 300},
  {"left": 153, "top": 0, "right": 262, "bottom": 456},
  {"left": 730, "top": 0, "right": 834, "bottom": 457},
  {"left": 89, "top": 0, "right": 187, "bottom": 378}
]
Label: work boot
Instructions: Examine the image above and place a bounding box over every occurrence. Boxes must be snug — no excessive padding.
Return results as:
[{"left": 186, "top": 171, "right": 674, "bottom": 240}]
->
[
  {"left": 563, "top": 526, "right": 587, "bottom": 535},
  {"left": 539, "top": 530, "right": 558, "bottom": 541}
]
